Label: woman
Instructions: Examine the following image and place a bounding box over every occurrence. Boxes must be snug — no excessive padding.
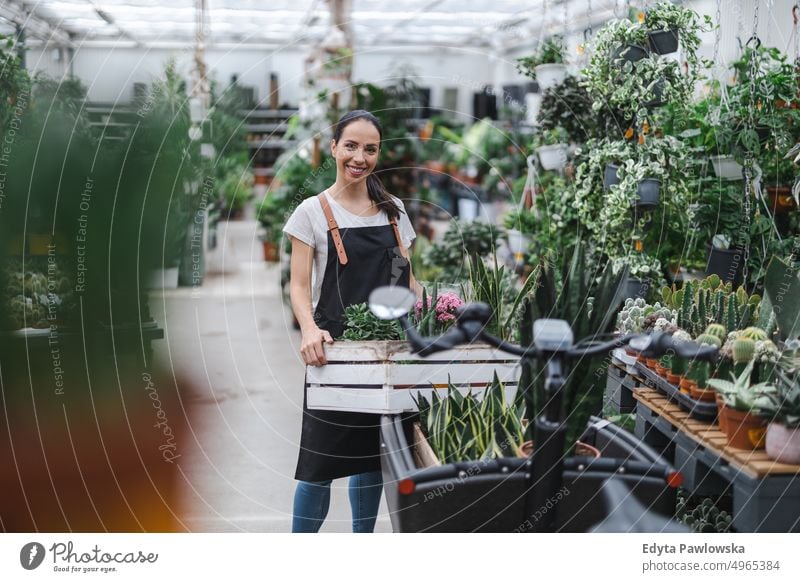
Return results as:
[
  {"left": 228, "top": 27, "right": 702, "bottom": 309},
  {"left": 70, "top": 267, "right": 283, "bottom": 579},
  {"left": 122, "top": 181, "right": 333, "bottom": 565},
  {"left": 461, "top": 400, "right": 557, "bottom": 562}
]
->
[{"left": 283, "top": 110, "right": 417, "bottom": 532}]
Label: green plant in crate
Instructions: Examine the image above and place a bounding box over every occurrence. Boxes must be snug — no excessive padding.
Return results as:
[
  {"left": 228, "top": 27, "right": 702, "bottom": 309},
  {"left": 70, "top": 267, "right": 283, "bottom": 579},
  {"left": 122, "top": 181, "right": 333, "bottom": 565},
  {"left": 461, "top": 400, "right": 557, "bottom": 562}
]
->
[
  {"left": 341, "top": 302, "right": 404, "bottom": 341},
  {"left": 416, "top": 375, "right": 526, "bottom": 463}
]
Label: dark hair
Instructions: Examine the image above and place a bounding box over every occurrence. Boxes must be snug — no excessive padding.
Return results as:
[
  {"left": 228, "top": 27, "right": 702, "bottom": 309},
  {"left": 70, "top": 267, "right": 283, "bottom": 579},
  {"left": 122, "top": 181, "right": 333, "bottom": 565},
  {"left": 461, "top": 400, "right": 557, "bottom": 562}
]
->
[{"left": 332, "top": 109, "right": 400, "bottom": 221}]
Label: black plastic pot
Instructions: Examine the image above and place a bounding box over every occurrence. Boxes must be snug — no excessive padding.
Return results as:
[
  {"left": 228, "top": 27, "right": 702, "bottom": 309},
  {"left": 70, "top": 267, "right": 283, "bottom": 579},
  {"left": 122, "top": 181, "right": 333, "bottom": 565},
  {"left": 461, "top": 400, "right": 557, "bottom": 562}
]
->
[
  {"left": 379, "top": 415, "right": 677, "bottom": 532},
  {"left": 603, "top": 163, "right": 620, "bottom": 190},
  {"left": 611, "top": 44, "right": 649, "bottom": 64},
  {"left": 644, "top": 78, "right": 666, "bottom": 108},
  {"left": 648, "top": 28, "right": 679, "bottom": 55},
  {"left": 705, "top": 243, "right": 744, "bottom": 285},
  {"left": 633, "top": 178, "right": 661, "bottom": 210},
  {"left": 623, "top": 277, "right": 651, "bottom": 300}
]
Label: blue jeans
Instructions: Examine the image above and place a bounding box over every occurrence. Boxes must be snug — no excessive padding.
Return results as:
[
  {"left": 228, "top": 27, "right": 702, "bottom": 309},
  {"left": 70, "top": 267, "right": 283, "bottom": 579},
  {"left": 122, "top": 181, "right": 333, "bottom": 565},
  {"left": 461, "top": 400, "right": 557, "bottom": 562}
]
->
[{"left": 292, "top": 471, "right": 383, "bottom": 533}]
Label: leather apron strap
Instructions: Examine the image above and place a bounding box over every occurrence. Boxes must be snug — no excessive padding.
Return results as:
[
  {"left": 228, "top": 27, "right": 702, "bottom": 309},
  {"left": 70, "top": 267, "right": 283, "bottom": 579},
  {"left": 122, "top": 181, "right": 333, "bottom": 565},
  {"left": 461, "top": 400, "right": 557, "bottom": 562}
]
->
[
  {"left": 317, "top": 193, "right": 348, "bottom": 265},
  {"left": 318, "top": 193, "right": 406, "bottom": 265}
]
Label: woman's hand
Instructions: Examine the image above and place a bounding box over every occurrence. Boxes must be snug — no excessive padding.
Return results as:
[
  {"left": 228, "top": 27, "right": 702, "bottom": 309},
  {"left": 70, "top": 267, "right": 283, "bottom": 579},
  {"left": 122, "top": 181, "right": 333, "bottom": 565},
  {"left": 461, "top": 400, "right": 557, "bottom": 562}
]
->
[{"left": 300, "top": 326, "right": 334, "bottom": 366}]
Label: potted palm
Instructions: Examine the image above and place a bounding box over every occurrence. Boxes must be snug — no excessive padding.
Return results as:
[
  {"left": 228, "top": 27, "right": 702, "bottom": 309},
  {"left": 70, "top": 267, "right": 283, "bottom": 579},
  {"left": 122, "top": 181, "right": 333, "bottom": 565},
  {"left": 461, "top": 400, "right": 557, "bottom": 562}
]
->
[
  {"left": 708, "top": 361, "right": 776, "bottom": 450},
  {"left": 516, "top": 36, "right": 568, "bottom": 91}
]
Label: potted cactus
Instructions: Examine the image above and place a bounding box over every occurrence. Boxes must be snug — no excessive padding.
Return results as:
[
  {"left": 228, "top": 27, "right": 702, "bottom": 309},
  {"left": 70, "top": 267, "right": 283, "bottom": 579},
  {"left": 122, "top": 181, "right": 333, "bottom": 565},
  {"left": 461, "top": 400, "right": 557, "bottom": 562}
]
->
[{"left": 708, "top": 361, "right": 776, "bottom": 450}]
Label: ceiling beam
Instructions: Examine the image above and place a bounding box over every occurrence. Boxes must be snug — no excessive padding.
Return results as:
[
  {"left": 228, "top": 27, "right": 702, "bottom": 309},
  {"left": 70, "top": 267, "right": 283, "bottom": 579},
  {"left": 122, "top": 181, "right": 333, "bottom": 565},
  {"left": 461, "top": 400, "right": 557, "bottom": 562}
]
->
[{"left": 0, "top": 0, "right": 74, "bottom": 47}]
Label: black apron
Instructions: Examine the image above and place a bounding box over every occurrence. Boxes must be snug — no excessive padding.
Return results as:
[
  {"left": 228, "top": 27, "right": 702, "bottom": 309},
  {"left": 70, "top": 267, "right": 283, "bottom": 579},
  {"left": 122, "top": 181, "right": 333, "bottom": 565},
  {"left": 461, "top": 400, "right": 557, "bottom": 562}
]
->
[{"left": 294, "top": 215, "right": 411, "bottom": 482}]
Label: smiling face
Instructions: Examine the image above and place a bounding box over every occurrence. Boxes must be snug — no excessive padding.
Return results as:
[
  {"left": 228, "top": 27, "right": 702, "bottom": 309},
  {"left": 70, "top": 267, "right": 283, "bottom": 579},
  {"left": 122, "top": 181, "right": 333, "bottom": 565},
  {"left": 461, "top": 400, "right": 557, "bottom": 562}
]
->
[{"left": 331, "top": 119, "right": 381, "bottom": 185}]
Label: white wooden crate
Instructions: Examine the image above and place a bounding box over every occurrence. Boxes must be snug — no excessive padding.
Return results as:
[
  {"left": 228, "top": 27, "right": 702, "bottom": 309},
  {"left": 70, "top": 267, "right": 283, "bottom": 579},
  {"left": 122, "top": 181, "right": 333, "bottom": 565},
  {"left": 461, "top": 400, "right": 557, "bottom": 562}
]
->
[{"left": 306, "top": 340, "right": 521, "bottom": 414}]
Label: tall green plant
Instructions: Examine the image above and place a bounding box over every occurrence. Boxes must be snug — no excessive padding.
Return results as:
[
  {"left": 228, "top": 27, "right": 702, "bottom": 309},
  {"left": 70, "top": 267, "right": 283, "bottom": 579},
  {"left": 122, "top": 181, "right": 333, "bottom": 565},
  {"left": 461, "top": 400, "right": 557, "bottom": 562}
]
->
[
  {"left": 416, "top": 376, "right": 526, "bottom": 463},
  {"left": 528, "top": 242, "right": 628, "bottom": 448}
]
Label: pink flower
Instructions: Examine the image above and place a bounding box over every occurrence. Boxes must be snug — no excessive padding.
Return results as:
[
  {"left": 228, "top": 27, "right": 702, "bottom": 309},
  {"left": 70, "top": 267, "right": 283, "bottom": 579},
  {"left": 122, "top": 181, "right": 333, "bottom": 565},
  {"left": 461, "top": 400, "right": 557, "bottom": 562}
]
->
[
  {"left": 435, "top": 292, "right": 463, "bottom": 323},
  {"left": 415, "top": 292, "right": 464, "bottom": 323}
]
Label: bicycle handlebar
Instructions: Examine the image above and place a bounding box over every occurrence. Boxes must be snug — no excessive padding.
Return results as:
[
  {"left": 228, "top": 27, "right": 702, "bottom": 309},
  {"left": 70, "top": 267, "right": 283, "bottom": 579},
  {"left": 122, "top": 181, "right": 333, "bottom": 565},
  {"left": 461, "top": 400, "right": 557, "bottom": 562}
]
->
[{"left": 401, "top": 302, "right": 718, "bottom": 362}]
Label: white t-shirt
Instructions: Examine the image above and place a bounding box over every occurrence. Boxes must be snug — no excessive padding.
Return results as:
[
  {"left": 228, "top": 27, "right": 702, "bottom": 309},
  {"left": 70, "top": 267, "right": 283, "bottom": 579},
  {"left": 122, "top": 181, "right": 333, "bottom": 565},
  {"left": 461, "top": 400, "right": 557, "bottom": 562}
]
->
[{"left": 283, "top": 190, "right": 416, "bottom": 308}]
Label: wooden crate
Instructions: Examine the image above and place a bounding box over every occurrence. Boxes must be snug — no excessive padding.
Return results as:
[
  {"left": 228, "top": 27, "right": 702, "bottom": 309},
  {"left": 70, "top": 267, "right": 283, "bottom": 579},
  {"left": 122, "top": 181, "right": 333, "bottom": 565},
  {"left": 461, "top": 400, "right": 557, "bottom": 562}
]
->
[{"left": 305, "top": 340, "right": 520, "bottom": 414}]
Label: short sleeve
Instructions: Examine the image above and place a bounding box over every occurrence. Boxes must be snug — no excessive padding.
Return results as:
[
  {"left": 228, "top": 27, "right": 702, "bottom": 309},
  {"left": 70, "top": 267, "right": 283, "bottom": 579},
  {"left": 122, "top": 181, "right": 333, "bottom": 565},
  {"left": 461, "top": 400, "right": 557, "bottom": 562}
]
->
[
  {"left": 283, "top": 198, "right": 316, "bottom": 248},
  {"left": 394, "top": 197, "right": 416, "bottom": 249}
]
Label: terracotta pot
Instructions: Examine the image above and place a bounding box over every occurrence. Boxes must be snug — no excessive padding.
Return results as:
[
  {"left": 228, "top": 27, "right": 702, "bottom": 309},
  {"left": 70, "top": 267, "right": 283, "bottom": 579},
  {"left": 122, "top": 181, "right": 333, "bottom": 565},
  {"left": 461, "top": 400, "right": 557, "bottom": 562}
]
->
[
  {"left": 645, "top": 357, "right": 659, "bottom": 369},
  {"left": 624, "top": 347, "right": 637, "bottom": 357},
  {"left": 654, "top": 364, "right": 668, "bottom": 377},
  {"left": 262, "top": 240, "right": 280, "bottom": 262},
  {"left": 720, "top": 407, "right": 767, "bottom": 449},
  {"left": 715, "top": 393, "right": 727, "bottom": 433},
  {"left": 637, "top": 354, "right": 648, "bottom": 364},
  {"left": 690, "top": 384, "right": 716, "bottom": 402},
  {"left": 667, "top": 373, "right": 681, "bottom": 385},
  {"left": 765, "top": 423, "right": 800, "bottom": 465},
  {"left": 679, "top": 377, "right": 697, "bottom": 394}
]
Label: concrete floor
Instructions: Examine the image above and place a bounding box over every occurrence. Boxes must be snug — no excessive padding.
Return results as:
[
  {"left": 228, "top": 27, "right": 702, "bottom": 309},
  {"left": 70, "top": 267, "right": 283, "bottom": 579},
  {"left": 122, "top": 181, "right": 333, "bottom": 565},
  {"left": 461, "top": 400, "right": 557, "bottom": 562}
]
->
[{"left": 149, "top": 220, "right": 393, "bottom": 532}]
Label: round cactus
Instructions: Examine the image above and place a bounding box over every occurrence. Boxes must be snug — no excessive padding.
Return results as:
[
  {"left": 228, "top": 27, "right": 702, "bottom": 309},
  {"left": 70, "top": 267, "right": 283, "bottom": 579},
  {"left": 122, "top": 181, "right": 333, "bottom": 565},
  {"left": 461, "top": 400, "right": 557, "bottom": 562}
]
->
[
  {"left": 704, "top": 323, "right": 726, "bottom": 342},
  {"left": 695, "top": 333, "right": 722, "bottom": 348},
  {"left": 732, "top": 337, "right": 755, "bottom": 364},
  {"left": 740, "top": 326, "right": 768, "bottom": 341}
]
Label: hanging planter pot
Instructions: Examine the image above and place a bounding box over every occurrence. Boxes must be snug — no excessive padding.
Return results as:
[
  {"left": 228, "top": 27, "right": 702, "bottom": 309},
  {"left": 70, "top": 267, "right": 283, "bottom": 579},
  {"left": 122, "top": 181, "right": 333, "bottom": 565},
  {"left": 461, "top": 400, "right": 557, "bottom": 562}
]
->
[
  {"left": 644, "top": 79, "right": 666, "bottom": 108},
  {"left": 622, "top": 276, "right": 650, "bottom": 300},
  {"left": 610, "top": 44, "right": 649, "bottom": 65},
  {"left": 632, "top": 178, "right": 661, "bottom": 210},
  {"left": 603, "top": 163, "right": 620, "bottom": 190},
  {"left": 765, "top": 423, "right": 800, "bottom": 465},
  {"left": 710, "top": 155, "right": 743, "bottom": 180},
  {"left": 647, "top": 28, "right": 679, "bottom": 55},
  {"left": 506, "top": 229, "right": 531, "bottom": 256},
  {"left": 704, "top": 243, "right": 744, "bottom": 285},
  {"left": 534, "top": 63, "right": 568, "bottom": 91},
  {"left": 536, "top": 143, "right": 569, "bottom": 170}
]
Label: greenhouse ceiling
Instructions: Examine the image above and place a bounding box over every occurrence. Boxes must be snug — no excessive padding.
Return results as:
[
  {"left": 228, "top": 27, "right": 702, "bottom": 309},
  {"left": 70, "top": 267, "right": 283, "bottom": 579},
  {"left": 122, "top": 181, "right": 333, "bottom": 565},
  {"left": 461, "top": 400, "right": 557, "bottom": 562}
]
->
[{"left": 0, "top": 0, "right": 619, "bottom": 51}]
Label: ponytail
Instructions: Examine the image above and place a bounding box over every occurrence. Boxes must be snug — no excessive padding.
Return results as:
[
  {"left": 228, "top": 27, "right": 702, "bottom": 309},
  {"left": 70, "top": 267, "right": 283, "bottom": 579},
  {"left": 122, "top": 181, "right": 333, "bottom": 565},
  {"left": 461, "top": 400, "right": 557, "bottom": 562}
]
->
[{"left": 367, "top": 172, "right": 400, "bottom": 222}]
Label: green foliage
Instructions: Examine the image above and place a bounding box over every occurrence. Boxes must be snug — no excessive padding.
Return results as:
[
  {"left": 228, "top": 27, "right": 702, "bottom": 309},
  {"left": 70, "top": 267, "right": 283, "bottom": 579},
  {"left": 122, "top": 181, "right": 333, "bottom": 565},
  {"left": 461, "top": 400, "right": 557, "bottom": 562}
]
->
[
  {"left": 467, "top": 257, "right": 540, "bottom": 340},
  {"left": 423, "top": 219, "right": 501, "bottom": 281},
  {"left": 341, "top": 302, "right": 404, "bottom": 341},
  {"left": 707, "top": 361, "right": 776, "bottom": 412},
  {"left": 676, "top": 494, "right": 733, "bottom": 533},
  {"left": 416, "top": 376, "right": 526, "bottom": 463},
  {"left": 528, "top": 241, "right": 628, "bottom": 448},
  {"left": 0, "top": 35, "right": 31, "bottom": 129},
  {"left": 758, "top": 367, "right": 800, "bottom": 428},
  {"left": 536, "top": 75, "right": 598, "bottom": 143}
]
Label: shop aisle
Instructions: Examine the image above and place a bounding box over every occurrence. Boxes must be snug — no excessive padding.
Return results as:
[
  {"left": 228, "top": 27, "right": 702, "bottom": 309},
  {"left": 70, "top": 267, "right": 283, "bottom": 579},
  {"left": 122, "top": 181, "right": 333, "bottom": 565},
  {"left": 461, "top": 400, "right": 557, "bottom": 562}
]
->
[{"left": 149, "top": 219, "right": 392, "bottom": 532}]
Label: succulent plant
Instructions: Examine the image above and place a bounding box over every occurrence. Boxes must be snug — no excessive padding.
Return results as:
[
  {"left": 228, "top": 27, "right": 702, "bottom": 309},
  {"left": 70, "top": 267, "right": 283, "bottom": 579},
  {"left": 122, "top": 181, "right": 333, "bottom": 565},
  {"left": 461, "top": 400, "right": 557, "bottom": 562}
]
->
[
  {"left": 740, "top": 326, "right": 768, "bottom": 341},
  {"left": 705, "top": 323, "right": 727, "bottom": 342},
  {"left": 677, "top": 497, "right": 733, "bottom": 533},
  {"left": 732, "top": 337, "right": 755, "bottom": 365},
  {"left": 708, "top": 361, "right": 776, "bottom": 412},
  {"left": 696, "top": 333, "right": 722, "bottom": 348}
]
